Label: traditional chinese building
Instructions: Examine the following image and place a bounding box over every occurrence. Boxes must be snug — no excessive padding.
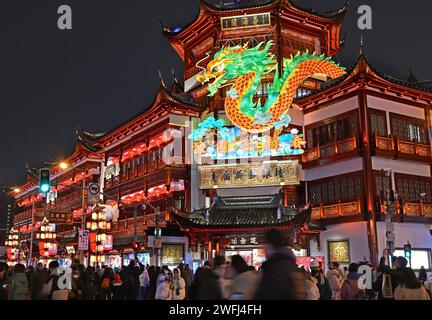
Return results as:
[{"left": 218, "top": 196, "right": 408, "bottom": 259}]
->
[
  {"left": 8, "top": 0, "right": 432, "bottom": 273},
  {"left": 164, "top": 0, "right": 432, "bottom": 272},
  {"left": 163, "top": 0, "right": 347, "bottom": 267}
]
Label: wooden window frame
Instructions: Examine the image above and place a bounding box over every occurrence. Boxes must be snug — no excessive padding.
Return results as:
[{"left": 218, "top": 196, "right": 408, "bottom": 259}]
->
[
  {"left": 307, "top": 171, "right": 364, "bottom": 206},
  {"left": 368, "top": 108, "right": 388, "bottom": 137},
  {"left": 394, "top": 173, "right": 432, "bottom": 203},
  {"left": 305, "top": 109, "right": 359, "bottom": 150},
  {"left": 389, "top": 112, "right": 429, "bottom": 144}
]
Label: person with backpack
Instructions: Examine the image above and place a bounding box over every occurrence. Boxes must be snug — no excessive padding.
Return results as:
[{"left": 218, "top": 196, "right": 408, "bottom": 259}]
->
[
  {"left": 341, "top": 263, "right": 365, "bottom": 300},
  {"left": 112, "top": 273, "right": 124, "bottom": 300},
  {"left": 99, "top": 267, "right": 114, "bottom": 300}
]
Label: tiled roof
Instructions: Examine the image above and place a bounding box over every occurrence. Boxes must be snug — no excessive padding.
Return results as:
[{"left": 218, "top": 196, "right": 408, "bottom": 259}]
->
[
  {"left": 171, "top": 195, "right": 311, "bottom": 229},
  {"left": 202, "top": 0, "right": 347, "bottom": 19},
  {"left": 295, "top": 52, "right": 432, "bottom": 103}
]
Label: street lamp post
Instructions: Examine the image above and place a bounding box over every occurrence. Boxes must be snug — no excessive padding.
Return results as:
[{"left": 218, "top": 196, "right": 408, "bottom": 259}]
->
[
  {"left": 80, "top": 176, "right": 87, "bottom": 265},
  {"left": 28, "top": 202, "right": 35, "bottom": 267}
]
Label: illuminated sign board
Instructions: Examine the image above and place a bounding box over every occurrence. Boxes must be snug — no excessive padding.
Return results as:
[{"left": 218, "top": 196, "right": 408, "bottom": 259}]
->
[
  {"left": 221, "top": 13, "right": 271, "bottom": 30},
  {"left": 199, "top": 160, "right": 299, "bottom": 189}
]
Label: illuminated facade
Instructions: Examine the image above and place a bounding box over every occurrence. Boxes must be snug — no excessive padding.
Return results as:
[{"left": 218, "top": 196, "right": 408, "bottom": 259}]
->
[{"left": 8, "top": 0, "right": 432, "bottom": 272}]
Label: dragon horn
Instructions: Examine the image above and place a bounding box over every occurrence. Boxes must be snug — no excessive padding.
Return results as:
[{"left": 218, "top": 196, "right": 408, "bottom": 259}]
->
[{"left": 195, "top": 51, "right": 211, "bottom": 72}]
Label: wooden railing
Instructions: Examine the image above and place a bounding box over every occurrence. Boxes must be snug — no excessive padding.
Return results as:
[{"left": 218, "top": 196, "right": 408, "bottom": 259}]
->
[
  {"left": 104, "top": 157, "right": 186, "bottom": 188},
  {"left": 311, "top": 200, "right": 361, "bottom": 220},
  {"left": 13, "top": 207, "right": 45, "bottom": 223},
  {"left": 402, "top": 202, "right": 432, "bottom": 218},
  {"left": 374, "top": 133, "right": 394, "bottom": 152},
  {"left": 396, "top": 137, "right": 431, "bottom": 158},
  {"left": 46, "top": 190, "right": 82, "bottom": 209},
  {"left": 302, "top": 135, "right": 358, "bottom": 163}
]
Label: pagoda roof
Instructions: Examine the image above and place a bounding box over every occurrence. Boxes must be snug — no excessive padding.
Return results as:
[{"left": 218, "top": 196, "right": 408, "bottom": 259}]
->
[
  {"left": 74, "top": 79, "right": 205, "bottom": 150},
  {"left": 295, "top": 50, "right": 432, "bottom": 106},
  {"left": 162, "top": 0, "right": 347, "bottom": 60},
  {"left": 163, "top": 0, "right": 347, "bottom": 37},
  {"left": 170, "top": 194, "right": 313, "bottom": 231},
  {"left": 200, "top": 0, "right": 347, "bottom": 19}
]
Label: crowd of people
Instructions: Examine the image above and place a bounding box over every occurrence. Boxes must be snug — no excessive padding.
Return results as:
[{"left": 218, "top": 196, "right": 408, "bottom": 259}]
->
[{"left": 0, "top": 230, "right": 431, "bottom": 300}]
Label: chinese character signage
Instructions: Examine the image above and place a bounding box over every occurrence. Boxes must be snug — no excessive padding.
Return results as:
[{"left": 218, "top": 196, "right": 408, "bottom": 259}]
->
[
  {"left": 199, "top": 160, "right": 299, "bottom": 189},
  {"left": 229, "top": 235, "right": 261, "bottom": 246},
  {"left": 78, "top": 230, "right": 89, "bottom": 251},
  {"left": 47, "top": 212, "right": 73, "bottom": 224},
  {"left": 221, "top": 13, "right": 271, "bottom": 30}
]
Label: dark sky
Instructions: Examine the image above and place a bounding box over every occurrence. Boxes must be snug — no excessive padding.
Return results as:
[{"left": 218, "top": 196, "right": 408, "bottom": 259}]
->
[{"left": 1, "top": 0, "right": 431, "bottom": 187}]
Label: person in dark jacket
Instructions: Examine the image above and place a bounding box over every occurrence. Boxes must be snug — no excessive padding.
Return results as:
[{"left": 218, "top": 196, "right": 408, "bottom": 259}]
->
[
  {"left": 310, "top": 262, "right": 332, "bottom": 300},
  {"left": 147, "top": 265, "right": 157, "bottom": 300},
  {"left": 78, "top": 266, "right": 97, "bottom": 300},
  {"left": 112, "top": 273, "right": 125, "bottom": 300},
  {"left": 195, "top": 256, "right": 225, "bottom": 300},
  {"left": 99, "top": 267, "right": 114, "bottom": 300},
  {"left": 253, "top": 229, "right": 307, "bottom": 300},
  {"left": 124, "top": 260, "right": 144, "bottom": 300},
  {"left": 0, "top": 262, "right": 9, "bottom": 300},
  {"left": 189, "top": 267, "right": 203, "bottom": 300},
  {"left": 376, "top": 248, "right": 408, "bottom": 299},
  {"left": 419, "top": 266, "right": 428, "bottom": 284},
  {"left": 29, "top": 263, "right": 48, "bottom": 300}
]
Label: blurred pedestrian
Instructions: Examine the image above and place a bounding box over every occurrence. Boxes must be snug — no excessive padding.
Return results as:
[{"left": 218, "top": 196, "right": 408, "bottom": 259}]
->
[
  {"left": 254, "top": 229, "right": 307, "bottom": 300},
  {"left": 419, "top": 266, "right": 428, "bottom": 284},
  {"left": 112, "top": 273, "right": 124, "bottom": 300},
  {"left": 327, "top": 262, "right": 343, "bottom": 300},
  {"left": 0, "top": 262, "right": 9, "bottom": 300},
  {"left": 99, "top": 267, "right": 113, "bottom": 300},
  {"left": 310, "top": 261, "right": 332, "bottom": 300},
  {"left": 29, "top": 262, "right": 48, "bottom": 300},
  {"left": 394, "top": 267, "right": 430, "bottom": 300},
  {"left": 341, "top": 263, "right": 364, "bottom": 300},
  {"left": 139, "top": 266, "right": 150, "bottom": 300},
  {"left": 9, "top": 263, "right": 29, "bottom": 300},
  {"left": 228, "top": 255, "right": 260, "bottom": 300},
  {"left": 155, "top": 270, "right": 173, "bottom": 300}
]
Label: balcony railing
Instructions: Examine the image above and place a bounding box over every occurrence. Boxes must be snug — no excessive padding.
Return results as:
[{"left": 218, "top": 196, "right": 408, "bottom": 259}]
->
[
  {"left": 373, "top": 133, "right": 394, "bottom": 152},
  {"left": 302, "top": 135, "right": 358, "bottom": 164},
  {"left": 402, "top": 202, "right": 432, "bottom": 218},
  {"left": 105, "top": 158, "right": 186, "bottom": 188},
  {"left": 13, "top": 207, "right": 44, "bottom": 224},
  {"left": 396, "top": 137, "right": 431, "bottom": 158},
  {"left": 311, "top": 200, "right": 362, "bottom": 220},
  {"left": 46, "top": 190, "right": 82, "bottom": 209},
  {"left": 372, "top": 133, "right": 431, "bottom": 160}
]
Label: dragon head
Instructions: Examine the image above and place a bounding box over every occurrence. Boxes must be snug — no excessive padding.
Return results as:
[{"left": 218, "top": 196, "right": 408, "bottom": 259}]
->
[{"left": 196, "top": 41, "right": 275, "bottom": 96}]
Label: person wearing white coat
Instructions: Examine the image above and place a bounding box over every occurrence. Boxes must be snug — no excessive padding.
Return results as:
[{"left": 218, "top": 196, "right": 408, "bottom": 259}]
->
[
  {"left": 172, "top": 268, "right": 186, "bottom": 300},
  {"left": 326, "top": 262, "right": 343, "bottom": 300}
]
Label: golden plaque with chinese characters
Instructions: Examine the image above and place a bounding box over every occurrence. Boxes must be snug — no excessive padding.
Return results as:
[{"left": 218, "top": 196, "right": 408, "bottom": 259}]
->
[{"left": 199, "top": 160, "right": 300, "bottom": 189}]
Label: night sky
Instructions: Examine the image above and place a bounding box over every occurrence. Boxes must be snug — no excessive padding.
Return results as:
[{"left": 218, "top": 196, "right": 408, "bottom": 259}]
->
[{"left": 1, "top": 0, "right": 431, "bottom": 187}]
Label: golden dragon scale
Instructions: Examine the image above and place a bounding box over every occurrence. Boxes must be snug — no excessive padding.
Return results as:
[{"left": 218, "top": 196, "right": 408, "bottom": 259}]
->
[{"left": 225, "top": 59, "right": 346, "bottom": 133}]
